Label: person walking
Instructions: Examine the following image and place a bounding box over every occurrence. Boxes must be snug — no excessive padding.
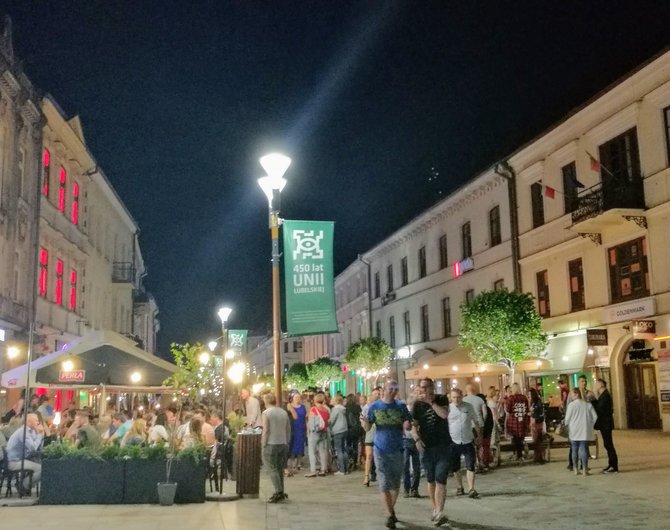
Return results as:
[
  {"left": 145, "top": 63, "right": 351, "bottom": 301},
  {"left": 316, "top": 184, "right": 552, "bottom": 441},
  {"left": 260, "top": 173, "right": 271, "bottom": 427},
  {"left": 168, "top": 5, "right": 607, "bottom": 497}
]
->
[
  {"left": 261, "top": 393, "right": 291, "bottom": 502},
  {"left": 286, "top": 391, "right": 307, "bottom": 474},
  {"left": 412, "top": 378, "right": 452, "bottom": 526},
  {"left": 448, "top": 387, "right": 481, "bottom": 500},
  {"left": 361, "top": 387, "right": 381, "bottom": 486},
  {"left": 305, "top": 392, "right": 330, "bottom": 477},
  {"left": 528, "top": 388, "right": 546, "bottom": 464},
  {"left": 504, "top": 383, "right": 529, "bottom": 462},
  {"left": 564, "top": 387, "right": 597, "bottom": 476},
  {"left": 594, "top": 379, "right": 618, "bottom": 474},
  {"left": 362, "top": 380, "right": 412, "bottom": 530},
  {"left": 345, "top": 393, "right": 363, "bottom": 471},
  {"left": 329, "top": 394, "right": 349, "bottom": 475}
]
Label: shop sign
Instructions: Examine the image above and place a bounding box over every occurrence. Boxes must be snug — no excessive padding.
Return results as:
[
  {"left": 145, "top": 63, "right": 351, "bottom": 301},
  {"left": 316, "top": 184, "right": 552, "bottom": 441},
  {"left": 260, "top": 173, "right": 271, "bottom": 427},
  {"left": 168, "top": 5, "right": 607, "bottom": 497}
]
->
[
  {"left": 59, "top": 370, "right": 85, "bottom": 383},
  {"left": 633, "top": 320, "right": 656, "bottom": 338},
  {"left": 453, "top": 257, "right": 474, "bottom": 278},
  {"left": 586, "top": 328, "right": 608, "bottom": 346},
  {"left": 603, "top": 298, "right": 655, "bottom": 324},
  {"left": 661, "top": 391, "right": 670, "bottom": 403}
]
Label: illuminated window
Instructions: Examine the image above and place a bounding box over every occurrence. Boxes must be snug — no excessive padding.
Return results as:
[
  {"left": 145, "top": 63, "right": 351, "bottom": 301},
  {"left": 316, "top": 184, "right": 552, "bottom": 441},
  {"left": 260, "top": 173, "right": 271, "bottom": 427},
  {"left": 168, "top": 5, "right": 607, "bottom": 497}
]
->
[
  {"left": 58, "top": 167, "right": 66, "bottom": 212},
  {"left": 69, "top": 270, "right": 77, "bottom": 311},
  {"left": 72, "top": 182, "right": 79, "bottom": 225},
  {"left": 42, "top": 149, "right": 50, "bottom": 197},
  {"left": 39, "top": 249, "right": 48, "bottom": 297},
  {"left": 55, "top": 259, "right": 64, "bottom": 305}
]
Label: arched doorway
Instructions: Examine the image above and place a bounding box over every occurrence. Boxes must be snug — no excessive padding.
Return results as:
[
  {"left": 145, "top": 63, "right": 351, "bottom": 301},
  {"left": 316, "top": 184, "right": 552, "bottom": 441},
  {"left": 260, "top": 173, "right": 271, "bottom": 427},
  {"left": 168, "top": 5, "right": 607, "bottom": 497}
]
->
[{"left": 622, "top": 339, "right": 661, "bottom": 429}]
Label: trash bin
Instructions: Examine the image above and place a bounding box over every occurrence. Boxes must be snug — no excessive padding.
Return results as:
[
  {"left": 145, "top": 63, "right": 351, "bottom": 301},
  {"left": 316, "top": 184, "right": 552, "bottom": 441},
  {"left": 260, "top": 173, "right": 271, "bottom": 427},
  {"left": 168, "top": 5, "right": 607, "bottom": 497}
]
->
[{"left": 235, "top": 432, "right": 262, "bottom": 498}]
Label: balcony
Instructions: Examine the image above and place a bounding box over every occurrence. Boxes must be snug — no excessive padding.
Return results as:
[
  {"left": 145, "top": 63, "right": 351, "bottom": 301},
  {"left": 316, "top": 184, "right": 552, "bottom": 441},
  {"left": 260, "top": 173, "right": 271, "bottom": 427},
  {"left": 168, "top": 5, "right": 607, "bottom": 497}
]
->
[
  {"left": 570, "top": 181, "right": 646, "bottom": 236},
  {"left": 112, "top": 262, "right": 136, "bottom": 284}
]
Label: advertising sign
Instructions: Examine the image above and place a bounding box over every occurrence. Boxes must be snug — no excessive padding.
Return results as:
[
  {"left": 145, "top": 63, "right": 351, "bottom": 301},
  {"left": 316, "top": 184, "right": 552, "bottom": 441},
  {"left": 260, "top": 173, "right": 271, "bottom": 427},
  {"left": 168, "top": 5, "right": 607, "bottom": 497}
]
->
[
  {"left": 586, "top": 328, "right": 608, "bottom": 346},
  {"left": 227, "top": 330, "right": 248, "bottom": 355},
  {"left": 283, "top": 220, "right": 338, "bottom": 336},
  {"left": 58, "top": 370, "right": 85, "bottom": 383}
]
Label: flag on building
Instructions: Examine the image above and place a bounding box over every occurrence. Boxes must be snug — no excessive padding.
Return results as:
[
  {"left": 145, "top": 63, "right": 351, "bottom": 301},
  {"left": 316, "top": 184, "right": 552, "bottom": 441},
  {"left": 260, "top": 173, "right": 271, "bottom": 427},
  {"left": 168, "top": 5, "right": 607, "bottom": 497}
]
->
[
  {"left": 543, "top": 185, "right": 556, "bottom": 199},
  {"left": 589, "top": 153, "right": 601, "bottom": 172}
]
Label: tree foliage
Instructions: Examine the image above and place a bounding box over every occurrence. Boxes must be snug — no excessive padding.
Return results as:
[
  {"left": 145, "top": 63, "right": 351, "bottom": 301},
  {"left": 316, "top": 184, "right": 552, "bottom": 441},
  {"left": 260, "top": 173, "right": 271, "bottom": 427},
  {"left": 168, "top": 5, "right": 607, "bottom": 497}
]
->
[
  {"left": 283, "top": 362, "right": 310, "bottom": 391},
  {"left": 163, "top": 342, "right": 223, "bottom": 399},
  {"left": 306, "top": 357, "right": 341, "bottom": 389},
  {"left": 459, "top": 289, "right": 548, "bottom": 373},
  {"left": 345, "top": 337, "right": 393, "bottom": 374}
]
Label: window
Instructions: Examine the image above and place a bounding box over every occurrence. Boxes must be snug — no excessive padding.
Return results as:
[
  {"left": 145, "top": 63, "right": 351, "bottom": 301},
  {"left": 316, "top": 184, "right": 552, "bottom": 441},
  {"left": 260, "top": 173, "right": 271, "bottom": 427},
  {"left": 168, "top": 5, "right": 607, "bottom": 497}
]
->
[
  {"left": 72, "top": 181, "right": 80, "bottom": 225},
  {"left": 599, "top": 127, "right": 643, "bottom": 208},
  {"left": 441, "top": 298, "right": 451, "bottom": 337},
  {"left": 387, "top": 264, "right": 394, "bottom": 292},
  {"left": 531, "top": 182, "right": 544, "bottom": 228},
  {"left": 69, "top": 269, "right": 77, "bottom": 311},
  {"left": 403, "top": 311, "right": 411, "bottom": 345},
  {"left": 374, "top": 272, "right": 380, "bottom": 299},
  {"left": 562, "top": 162, "right": 579, "bottom": 214},
  {"left": 489, "top": 206, "right": 501, "bottom": 246},
  {"left": 376, "top": 320, "right": 382, "bottom": 339},
  {"left": 421, "top": 305, "right": 429, "bottom": 342},
  {"left": 55, "top": 259, "right": 64, "bottom": 305},
  {"left": 536, "top": 270, "right": 550, "bottom": 317},
  {"left": 494, "top": 279, "right": 505, "bottom": 291},
  {"left": 418, "top": 246, "right": 427, "bottom": 278},
  {"left": 18, "top": 147, "right": 25, "bottom": 198},
  {"left": 401, "top": 257, "right": 408, "bottom": 286},
  {"left": 608, "top": 238, "right": 649, "bottom": 303},
  {"left": 568, "top": 258, "right": 585, "bottom": 311},
  {"left": 39, "top": 248, "right": 48, "bottom": 297},
  {"left": 461, "top": 222, "right": 472, "bottom": 259},
  {"left": 439, "top": 234, "right": 448, "bottom": 269},
  {"left": 283, "top": 342, "right": 289, "bottom": 353},
  {"left": 389, "top": 316, "right": 396, "bottom": 348},
  {"left": 42, "top": 149, "right": 50, "bottom": 197},
  {"left": 58, "top": 167, "right": 66, "bottom": 212},
  {"left": 465, "top": 289, "right": 475, "bottom": 305}
]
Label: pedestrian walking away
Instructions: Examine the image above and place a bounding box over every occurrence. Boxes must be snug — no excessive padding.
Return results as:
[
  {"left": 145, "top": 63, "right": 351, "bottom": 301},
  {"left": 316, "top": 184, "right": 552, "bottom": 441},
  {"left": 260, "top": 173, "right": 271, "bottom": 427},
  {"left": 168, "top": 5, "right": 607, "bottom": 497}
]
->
[{"left": 262, "top": 393, "right": 291, "bottom": 503}]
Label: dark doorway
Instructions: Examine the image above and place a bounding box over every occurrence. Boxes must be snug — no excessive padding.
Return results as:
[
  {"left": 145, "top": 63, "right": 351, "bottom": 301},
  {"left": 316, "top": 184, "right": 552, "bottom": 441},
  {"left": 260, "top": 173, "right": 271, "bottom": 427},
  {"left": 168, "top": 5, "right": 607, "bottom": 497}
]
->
[{"left": 624, "top": 362, "right": 661, "bottom": 429}]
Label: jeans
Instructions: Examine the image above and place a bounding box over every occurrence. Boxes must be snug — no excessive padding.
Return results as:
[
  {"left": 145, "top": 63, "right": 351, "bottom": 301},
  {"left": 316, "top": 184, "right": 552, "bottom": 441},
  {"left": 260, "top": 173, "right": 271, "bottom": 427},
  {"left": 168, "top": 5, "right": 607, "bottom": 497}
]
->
[
  {"left": 403, "top": 439, "right": 420, "bottom": 492},
  {"left": 263, "top": 444, "right": 288, "bottom": 494},
  {"left": 570, "top": 440, "right": 589, "bottom": 471},
  {"left": 333, "top": 432, "right": 348, "bottom": 473},
  {"left": 308, "top": 432, "right": 329, "bottom": 473},
  {"left": 600, "top": 429, "right": 618, "bottom": 470}
]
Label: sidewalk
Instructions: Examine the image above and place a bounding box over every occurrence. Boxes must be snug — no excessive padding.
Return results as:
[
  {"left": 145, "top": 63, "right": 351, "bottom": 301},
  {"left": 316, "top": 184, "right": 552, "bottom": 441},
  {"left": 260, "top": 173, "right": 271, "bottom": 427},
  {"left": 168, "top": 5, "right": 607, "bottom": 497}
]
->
[{"left": 1, "top": 430, "right": 669, "bottom": 529}]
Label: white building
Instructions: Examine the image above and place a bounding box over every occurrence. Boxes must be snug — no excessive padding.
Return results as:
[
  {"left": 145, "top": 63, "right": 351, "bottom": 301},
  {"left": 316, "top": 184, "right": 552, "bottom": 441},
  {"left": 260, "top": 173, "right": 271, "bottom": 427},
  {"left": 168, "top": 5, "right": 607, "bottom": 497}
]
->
[
  {"left": 248, "top": 335, "right": 303, "bottom": 381},
  {"left": 509, "top": 48, "right": 670, "bottom": 431}
]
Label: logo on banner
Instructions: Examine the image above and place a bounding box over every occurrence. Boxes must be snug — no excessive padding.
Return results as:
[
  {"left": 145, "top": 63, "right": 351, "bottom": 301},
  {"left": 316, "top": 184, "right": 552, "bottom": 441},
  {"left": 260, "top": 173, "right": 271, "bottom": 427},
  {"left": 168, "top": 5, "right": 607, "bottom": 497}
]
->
[
  {"left": 229, "top": 334, "right": 245, "bottom": 348},
  {"left": 292, "top": 230, "right": 324, "bottom": 260},
  {"left": 59, "top": 370, "right": 85, "bottom": 383}
]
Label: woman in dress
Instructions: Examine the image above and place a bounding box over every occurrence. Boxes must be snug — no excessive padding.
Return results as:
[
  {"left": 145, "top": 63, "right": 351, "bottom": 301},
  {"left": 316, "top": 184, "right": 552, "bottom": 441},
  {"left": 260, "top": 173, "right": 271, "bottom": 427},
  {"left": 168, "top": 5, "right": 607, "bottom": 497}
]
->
[
  {"left": 504, "top": 383, "right": 529, "bottom": 461},
  {"left": 286, "top": 391, "right": 307, "bottom": 475}
]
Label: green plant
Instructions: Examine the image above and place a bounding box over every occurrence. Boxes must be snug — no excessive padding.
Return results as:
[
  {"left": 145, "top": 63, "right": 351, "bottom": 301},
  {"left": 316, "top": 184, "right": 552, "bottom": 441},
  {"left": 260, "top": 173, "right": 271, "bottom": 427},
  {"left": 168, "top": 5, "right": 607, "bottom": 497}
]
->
[
  {"left": 226, "top": 412, "right": 245, "bottom": 441},
  {"left": 163, "top": 342, "right": 223, "bottom": 399},
  {"left": 345, "top": 338, "right": 393, "bottom": 385},
  {"left": 284, "top": 362, "right": 309, "bottom": 391},
  {"left": 306, "top": 357, "right": 341, "bottom": 389},
  {"left": 176, "top": 444, "right": 206, "bottom": 464}
]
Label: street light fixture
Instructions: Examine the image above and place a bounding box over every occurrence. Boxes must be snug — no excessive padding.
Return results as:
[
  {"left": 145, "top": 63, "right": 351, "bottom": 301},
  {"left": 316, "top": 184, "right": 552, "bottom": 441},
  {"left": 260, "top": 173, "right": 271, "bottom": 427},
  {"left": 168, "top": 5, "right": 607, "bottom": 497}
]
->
[
  {"left": 257, "top": 152, "right": 291, "bottom": 407},
  {"left": 217, "top": 306, "right": 233, "bottom": 419},
  {"left": 208, "top": 341, "right": 218, "bottom": 352},
  {"left": 198, "top": 351, "right": 211, "bottom": 365}
]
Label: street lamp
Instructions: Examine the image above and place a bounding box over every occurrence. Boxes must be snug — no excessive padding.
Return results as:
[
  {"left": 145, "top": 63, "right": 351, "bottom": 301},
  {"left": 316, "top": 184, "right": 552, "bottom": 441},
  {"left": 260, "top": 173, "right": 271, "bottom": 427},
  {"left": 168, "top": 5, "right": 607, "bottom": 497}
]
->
[
  {"left": 217, "top": 306, "right": 233, "bottom": 419},
  {"left": 257, "top": 153, "right": 291, "bottom": 407}
]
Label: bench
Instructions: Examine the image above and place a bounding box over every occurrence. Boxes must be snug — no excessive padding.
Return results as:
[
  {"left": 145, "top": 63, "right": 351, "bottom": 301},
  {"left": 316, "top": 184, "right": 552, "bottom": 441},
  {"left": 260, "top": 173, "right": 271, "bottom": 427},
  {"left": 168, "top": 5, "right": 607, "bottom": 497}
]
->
[{"left": 494, "top": 434, "right": 599, "bottom": 466}]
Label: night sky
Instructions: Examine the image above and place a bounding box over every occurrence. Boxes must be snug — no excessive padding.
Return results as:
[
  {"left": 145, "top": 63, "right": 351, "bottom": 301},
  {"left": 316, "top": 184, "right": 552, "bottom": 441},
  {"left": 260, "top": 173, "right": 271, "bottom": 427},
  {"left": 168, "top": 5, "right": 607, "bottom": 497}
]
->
[{"left": 4, "top": 1, "right": 670, "bottom": 355}]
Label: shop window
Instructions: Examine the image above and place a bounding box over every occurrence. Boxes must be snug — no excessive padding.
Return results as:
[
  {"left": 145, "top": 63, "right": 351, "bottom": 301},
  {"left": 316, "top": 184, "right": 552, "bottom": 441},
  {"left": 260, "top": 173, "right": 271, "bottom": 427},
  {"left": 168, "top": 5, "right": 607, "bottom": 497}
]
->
[
  {"left": 609, "top": 238, "right": 649, "bottom": 303},
  {"left": 536, "top": 270, "right": 550, "bottom": 317},
  {"left": 568, "top": 258, "right": 585, "bottom": 311}
]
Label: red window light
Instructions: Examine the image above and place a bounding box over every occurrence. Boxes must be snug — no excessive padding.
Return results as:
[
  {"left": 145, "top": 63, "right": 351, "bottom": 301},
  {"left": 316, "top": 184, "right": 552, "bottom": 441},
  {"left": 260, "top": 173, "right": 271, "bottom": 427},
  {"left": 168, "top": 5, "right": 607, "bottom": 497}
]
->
[
  {"left": 55, "top": 259, "right": 64, "bottom": 305},
  {"left": 69, "top": 270, "right": 77, "bottom": 311},
  {"left": 39, "top": 249, "right": 48, "bottom": 297},
  {"left": 58, "top": 167, "right": 66, "bottom": 212},
  {"left": 453, "top": 261, "right": 462, "bottom": 278},
  {"left": 42, "top": 149, "right": 50, "bottom": 197},
  {"left": 72, "top": 182, "right": 79, "bottom": 225}
]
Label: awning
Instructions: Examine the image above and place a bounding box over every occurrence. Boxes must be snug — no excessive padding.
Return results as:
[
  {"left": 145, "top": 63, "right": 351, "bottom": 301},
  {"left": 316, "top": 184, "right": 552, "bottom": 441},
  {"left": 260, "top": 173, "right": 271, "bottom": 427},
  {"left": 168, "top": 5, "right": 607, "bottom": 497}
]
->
[
  {"left": 404, "top": 346, "right": 552, "bottom": 380},
  {"left": 527, "top": 332, "right": 589, "bottom": 375},
  {"left": 1, "top": 329, "right": 176, "bottom": 389}
]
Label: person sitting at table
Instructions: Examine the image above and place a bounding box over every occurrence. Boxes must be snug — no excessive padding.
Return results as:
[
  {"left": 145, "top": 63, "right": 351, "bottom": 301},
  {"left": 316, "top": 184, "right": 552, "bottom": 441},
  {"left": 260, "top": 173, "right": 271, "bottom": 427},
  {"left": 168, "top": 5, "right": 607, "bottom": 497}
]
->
[
  {"left": 107, "top": 413, "right": 133, "bottom": 444},
  {"left": 148, "top": 412, "right": 170, "bottom": 445},
  {"left": 75, "top": 410, "right": 102, "bottom": 449},
  {"left": 6, "top": 413, "right": 44, "bottom": 492},
  {"left": 121, "top": 419, "right": 147, "bottom": 447}
]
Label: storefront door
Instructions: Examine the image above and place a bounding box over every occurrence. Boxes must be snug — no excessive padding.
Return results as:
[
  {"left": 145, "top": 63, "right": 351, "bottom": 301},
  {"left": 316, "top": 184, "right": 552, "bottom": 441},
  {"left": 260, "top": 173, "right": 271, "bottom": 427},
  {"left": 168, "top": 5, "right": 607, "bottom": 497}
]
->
[{"left": 624, "top": 363, "right": 661, "bottom": 429}]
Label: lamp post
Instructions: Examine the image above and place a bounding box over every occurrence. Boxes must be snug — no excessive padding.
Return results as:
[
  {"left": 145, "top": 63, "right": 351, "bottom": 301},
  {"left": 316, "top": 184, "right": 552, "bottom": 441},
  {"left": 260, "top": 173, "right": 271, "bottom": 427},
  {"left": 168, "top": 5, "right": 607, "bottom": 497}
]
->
[
  {"left": 257, "top": 153, "right": 291, "bottom": 407},
  {"left": 217, "top": 307, "right": 233, "bottom": 420}
]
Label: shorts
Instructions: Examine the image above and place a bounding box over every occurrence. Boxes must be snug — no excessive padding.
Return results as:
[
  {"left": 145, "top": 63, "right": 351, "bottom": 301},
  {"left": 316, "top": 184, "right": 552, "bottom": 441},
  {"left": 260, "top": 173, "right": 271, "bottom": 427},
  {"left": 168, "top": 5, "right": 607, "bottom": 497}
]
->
[
  {"left": 450, "top": 442, "right": 476, "bottom": 472},
  {"left": 420, "top": 444, "right": 451, "bottom": 484},
  {"left": 374, "top": 449, "right": 404, "bottom": 492}
]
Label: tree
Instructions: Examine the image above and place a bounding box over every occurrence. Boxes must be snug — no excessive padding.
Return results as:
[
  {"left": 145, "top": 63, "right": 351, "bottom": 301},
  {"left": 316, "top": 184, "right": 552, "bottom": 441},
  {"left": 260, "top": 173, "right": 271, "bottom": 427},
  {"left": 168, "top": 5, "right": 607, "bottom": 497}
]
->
[
  {"left": 163, "top": 342, "right": 223, "bottom": 400},
  {"left": 283, "top": 362, "right": 310, "bottom": 392},
  {"left": 345, "top": 337, "right": 393, "bottom": 385},
  {"left": 459, "top": 289, "right": 548, "bottom": 383},
  {"left": 306, "top": 357, "right": 341, "bottom": 390}
]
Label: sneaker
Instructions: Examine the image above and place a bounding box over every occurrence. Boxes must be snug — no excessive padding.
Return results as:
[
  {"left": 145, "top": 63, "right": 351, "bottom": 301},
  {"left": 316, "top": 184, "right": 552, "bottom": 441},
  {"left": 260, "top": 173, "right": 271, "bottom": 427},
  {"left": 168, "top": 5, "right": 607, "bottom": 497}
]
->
[
  {"left": 333, "top": 471, "right": 345, "bottom": 476},
  {"left": 566, "top": 464, "right": 573, "bottom": 471},
  {"left": 456, "top": 487, "right": 465, "bottom": 496},
  {"left": 574, "top": 469, "right": 580, "bottom": 476},
  {"left": 434, "top": 513, "right": 449, "bottom": 527},
  {"left": 304, "top": 472, "right": 317, "bottom": 478},
  {"left": 403, "top": 491, "right": 411, "bottom": 498},
  {"left": 410, "top": 490, "right": 422, "bottom": 498},
  {"left": 431, "top": 511, "right": 438, "bottom": 522},
  {"left": 583, "top": 468, "right": 591, "bottom": 476},
  {"left": 390, "top": 514, "right": 398, "bottom": 523},
  {"left": 468, "top": 489, "right": 479, "bottom": 499},
  {"left": 602, "top": 468, "right": 619, "bottom": 474},
  {"left": 385, "top": 516, "right": 396, "bottom": 529}
]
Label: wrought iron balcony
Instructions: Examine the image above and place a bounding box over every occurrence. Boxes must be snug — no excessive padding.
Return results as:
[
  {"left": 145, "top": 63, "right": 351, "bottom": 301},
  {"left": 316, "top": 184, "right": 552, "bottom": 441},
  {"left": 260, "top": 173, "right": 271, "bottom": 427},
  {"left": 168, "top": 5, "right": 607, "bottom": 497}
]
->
[
  {"left": 571, "top": 181, "right": 645, "bottom": 225},
  {"left": 112, "top": 261, "right": 136, "bottom": 283}
]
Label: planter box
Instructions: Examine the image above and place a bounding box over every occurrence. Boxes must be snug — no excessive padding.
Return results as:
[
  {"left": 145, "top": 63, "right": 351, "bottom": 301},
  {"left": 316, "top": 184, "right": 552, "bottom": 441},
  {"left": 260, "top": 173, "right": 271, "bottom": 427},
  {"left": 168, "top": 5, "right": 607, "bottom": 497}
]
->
[{"left": 40, "top": 458, "right": 206, "bottom": 505}]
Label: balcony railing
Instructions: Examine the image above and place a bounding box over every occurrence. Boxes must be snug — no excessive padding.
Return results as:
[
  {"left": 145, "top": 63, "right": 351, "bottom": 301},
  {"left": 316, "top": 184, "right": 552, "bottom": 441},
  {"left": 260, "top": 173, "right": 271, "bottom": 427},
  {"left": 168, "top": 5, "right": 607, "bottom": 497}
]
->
[
  {"left": 571, "top": 181, "right": 644, "bottom": 225},
  {"left": 112, "top": 262, "right": 136, "bottom": 283}
]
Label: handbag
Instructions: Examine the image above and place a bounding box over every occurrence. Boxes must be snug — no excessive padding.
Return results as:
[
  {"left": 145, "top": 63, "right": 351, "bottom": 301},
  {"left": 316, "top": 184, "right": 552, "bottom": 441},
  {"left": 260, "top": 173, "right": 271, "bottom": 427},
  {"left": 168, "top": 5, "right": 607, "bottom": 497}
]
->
[{"left": 558, "top": 421, "right": 569, "bottom": 438}]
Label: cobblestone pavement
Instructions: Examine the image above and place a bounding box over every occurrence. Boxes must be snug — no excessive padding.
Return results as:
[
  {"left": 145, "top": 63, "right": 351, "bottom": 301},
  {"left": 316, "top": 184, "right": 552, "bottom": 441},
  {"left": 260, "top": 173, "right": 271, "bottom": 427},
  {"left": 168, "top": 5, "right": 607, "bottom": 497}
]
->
[{"left": 1, "top": 430, "right": 669, "bottom": 529}]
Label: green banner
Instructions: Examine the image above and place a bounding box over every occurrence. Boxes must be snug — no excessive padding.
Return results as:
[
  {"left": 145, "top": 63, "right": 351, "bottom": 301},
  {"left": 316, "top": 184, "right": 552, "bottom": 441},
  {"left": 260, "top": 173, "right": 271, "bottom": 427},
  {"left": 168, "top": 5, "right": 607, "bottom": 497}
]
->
[
  {"left": 283, "top": 220, "right": 338, "bottom": 336},
  {"left": 227, "top": 329, "right": 248, "bottom": 355}
]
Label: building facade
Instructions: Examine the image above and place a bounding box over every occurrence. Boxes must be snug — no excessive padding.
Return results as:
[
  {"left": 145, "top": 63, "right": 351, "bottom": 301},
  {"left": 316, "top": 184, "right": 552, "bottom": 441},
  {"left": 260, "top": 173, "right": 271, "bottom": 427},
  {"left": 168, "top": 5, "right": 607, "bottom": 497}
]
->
[
  {"left": 510, "top": 49, "right": 670, "bottom": 431},
  {"left": 248, "top": 335, "right": 303, "bottom": 381}
]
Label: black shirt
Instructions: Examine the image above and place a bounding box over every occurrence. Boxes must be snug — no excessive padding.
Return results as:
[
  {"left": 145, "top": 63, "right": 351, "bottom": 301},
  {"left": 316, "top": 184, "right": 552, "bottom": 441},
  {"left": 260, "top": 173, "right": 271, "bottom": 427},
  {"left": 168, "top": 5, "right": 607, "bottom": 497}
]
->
[{"left": 412, "top": 395, "right": 452, "bottom": 448}]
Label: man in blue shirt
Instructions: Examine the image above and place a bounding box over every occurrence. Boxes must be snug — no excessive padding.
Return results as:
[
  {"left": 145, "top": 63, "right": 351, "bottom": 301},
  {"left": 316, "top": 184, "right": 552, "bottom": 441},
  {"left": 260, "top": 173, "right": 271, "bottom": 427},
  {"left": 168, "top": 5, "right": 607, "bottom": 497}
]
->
[
  {"left": 6, "top": 413, "right": 44, "bottom": 491},
  {"left": 363, "top": 380, "right": 411, "bottom": 530}
]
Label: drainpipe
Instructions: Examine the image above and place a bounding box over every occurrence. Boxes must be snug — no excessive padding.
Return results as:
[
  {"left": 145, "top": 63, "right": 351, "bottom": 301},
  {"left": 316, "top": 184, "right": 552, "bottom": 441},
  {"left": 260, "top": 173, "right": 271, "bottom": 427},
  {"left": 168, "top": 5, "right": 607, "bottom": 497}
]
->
[
  {"left": 357, "top": 254, "right": 373, "bottom": 338},
  {"left": 494, "top": 160, "right": 521, "bottom": 292}
]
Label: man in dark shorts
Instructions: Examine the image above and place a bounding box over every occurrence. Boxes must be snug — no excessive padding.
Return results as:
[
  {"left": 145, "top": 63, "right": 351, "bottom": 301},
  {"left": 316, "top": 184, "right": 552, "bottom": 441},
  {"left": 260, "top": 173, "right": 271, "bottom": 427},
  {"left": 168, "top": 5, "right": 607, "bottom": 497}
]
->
[
  {"left": 411, "top": 377, "right": 452, "bottom": 527},
  {"left": 448, "top": 387, "right": 481, "bottom": 499}
]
